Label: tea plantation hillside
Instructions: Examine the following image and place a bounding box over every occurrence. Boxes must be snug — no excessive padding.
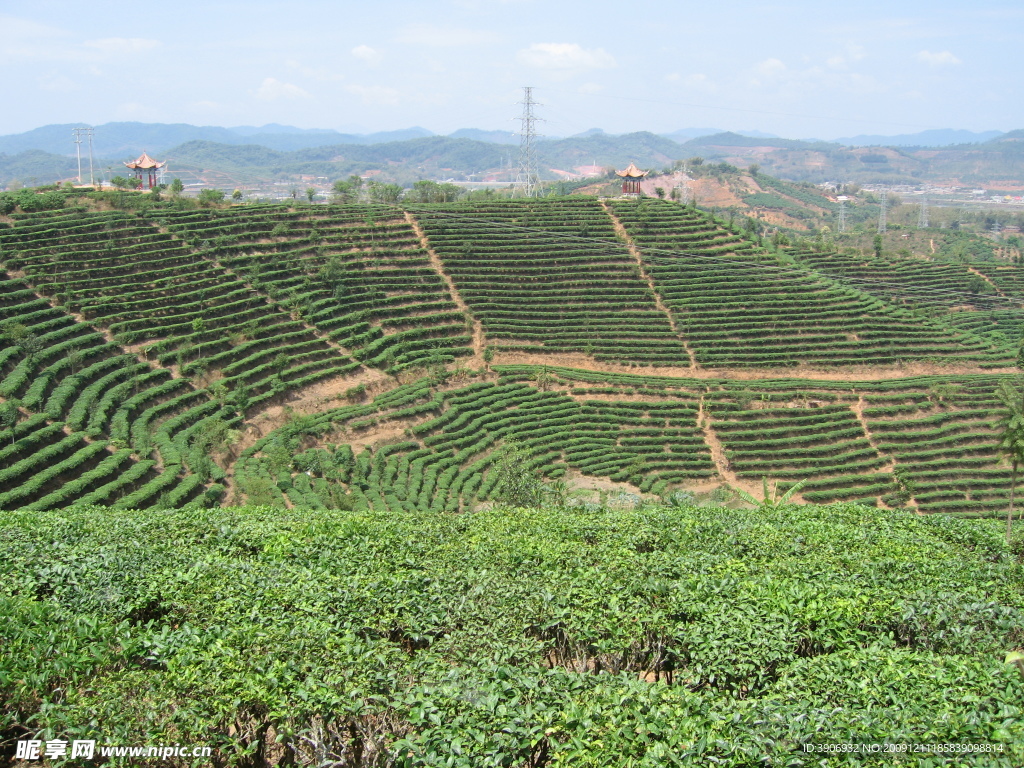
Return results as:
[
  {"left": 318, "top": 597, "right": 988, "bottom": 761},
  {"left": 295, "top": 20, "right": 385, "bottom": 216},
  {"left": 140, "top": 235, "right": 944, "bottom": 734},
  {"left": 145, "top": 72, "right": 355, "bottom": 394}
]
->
[
  {"left": 2, "top": 502, "right": 1022, "bottom": 766},
  {"left": 2, "top": 194, "right": 1024, "bottom": 514}
]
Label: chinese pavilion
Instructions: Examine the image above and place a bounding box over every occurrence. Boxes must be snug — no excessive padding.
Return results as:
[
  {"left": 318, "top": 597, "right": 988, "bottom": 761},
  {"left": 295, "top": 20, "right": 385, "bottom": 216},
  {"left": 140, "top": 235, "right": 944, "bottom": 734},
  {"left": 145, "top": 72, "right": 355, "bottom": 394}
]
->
[
  {"left": 616, "top": 162, "right": 648, "bottom": 196},
  {"left": 123, "top": 152, "right": 165, "bottom": 189}
]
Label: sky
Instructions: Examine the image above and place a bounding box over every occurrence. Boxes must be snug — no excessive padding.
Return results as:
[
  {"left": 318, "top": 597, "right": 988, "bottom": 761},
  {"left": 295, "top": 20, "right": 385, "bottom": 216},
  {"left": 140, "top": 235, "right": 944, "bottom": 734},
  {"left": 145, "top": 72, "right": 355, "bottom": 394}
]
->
[{"left": 1, "top": 0, "right": 1021, "bottom": 140}]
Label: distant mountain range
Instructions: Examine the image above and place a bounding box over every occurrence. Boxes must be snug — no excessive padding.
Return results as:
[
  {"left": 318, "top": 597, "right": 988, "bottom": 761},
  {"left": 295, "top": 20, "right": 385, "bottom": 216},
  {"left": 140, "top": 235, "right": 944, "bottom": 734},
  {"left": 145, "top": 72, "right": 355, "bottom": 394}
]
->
[
  {"left": 0, "top": 122, "right": 1007, "bottom": 161},
  {"left": 832, "top": 129, "right": 1005, "bottom": 147},
  {"left": 0, "top": 123, "right": 437, "bottom": 158},
  {"left": 1, "top": 122, "right": 1021, "bottom": 190}
]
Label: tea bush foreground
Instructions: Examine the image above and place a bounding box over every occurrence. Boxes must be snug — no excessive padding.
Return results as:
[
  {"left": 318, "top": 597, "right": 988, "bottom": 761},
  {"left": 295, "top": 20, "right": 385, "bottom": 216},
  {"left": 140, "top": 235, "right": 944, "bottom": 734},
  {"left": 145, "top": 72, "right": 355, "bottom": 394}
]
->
[{"left": 2, "top": 502, "right": 1023, "bottom": 766}]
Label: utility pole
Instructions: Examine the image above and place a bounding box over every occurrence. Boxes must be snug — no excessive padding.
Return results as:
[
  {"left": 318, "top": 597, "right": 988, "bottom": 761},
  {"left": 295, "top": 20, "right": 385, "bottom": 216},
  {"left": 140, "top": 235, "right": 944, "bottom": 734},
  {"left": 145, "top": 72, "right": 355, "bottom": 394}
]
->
[
  {"left": 514, "top": 87, "right": 542, "bottom": 197},
  {"left": 877, "top": 189, "right": 887, "bottom": 234},
  {"left": 73, "top": 127, "right": 95, "bottom": 186},
  {"left": 72, "top": 128, "right": 84, "bottom": 184},
  {"left": 918, "top": 195, "right": 929, "bottom": 228},
  {"left": 86, "top": 128, "right": 95, "bottom": 186}
]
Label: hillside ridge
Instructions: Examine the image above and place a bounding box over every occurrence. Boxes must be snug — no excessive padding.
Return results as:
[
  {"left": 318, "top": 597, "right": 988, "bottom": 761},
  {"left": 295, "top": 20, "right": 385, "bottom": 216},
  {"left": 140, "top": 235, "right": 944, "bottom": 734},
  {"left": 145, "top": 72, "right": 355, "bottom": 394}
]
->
[{"left": 1, "top": 195, "right": 1022, "bottom": 516}]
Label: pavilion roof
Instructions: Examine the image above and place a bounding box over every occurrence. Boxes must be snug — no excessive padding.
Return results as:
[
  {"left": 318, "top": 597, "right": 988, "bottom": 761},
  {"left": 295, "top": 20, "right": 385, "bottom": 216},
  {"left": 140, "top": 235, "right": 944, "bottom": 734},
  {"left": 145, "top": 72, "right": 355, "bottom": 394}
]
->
[
  {"left": 124, "top": 152, "right": 165, "bottom": 169},
  {"left": 615, "top": 162, "right": 648, "bottom": 178}
]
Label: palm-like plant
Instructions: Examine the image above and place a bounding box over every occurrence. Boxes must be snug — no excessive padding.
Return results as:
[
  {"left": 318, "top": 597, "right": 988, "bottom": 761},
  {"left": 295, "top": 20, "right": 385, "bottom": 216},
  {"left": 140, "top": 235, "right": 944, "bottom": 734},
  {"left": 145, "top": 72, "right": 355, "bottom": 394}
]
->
[
  {"left": 735, "top": 477, "right": 806, "bottom": 508},
  {"left": 994, "top": 379, "right": 1024, "bottom": 544}
]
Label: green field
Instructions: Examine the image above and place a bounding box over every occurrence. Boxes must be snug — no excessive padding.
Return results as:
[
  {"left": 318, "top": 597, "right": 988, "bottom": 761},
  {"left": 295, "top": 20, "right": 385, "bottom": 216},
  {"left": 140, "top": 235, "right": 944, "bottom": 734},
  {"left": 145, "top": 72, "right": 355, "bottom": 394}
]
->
[
  {"left": 2, "top": 502, "right": 1022, "bottom": 766},
  {"left": 4, "top": 189, "right": 1024, "bottom": 765}
]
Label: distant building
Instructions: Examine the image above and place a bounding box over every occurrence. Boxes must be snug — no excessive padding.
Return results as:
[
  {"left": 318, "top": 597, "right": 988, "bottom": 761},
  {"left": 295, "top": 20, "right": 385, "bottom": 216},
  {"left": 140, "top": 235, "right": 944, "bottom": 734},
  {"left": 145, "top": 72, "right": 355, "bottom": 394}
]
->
[
  {"left": 616, "top": 163, "right": 648, "bottom": 197},
  {"left": 123, "top": 152, "right": 165, "bottom": 190}
]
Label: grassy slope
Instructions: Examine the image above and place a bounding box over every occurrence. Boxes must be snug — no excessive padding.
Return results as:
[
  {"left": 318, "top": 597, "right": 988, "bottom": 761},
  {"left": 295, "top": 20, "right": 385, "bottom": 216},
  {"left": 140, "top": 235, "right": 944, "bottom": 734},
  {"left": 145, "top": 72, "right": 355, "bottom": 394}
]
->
[{"left": 2, "top": 502, "right": 1023, "bottom": 766}]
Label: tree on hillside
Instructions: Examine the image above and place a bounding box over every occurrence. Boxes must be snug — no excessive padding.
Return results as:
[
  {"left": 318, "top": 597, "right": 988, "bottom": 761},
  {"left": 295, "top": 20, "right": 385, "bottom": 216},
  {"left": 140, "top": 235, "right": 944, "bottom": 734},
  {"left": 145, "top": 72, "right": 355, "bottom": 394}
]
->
[
  {"left": 408, "top": 180, "right": 462, "bottom": 203},
  {"left": 367, "top": 180, "right": 404, "bottom": 204},
  {"left": 494, "top": 440, "right": 544, "bottom": 508},
  {"left": 170, "top": 178, "right": 184, "bottom": 196},
  {"left": 331, "top": 175, "right": 364, "bottom": 203},
  {"left": 995, "top": 378, "right": 1024, "bottom": 543},
  {"left": 0, "top": 399, "right": 21, "bottom": 446},
  {"left": 197, "top": 189, "right": 225, "bottom": 206}
]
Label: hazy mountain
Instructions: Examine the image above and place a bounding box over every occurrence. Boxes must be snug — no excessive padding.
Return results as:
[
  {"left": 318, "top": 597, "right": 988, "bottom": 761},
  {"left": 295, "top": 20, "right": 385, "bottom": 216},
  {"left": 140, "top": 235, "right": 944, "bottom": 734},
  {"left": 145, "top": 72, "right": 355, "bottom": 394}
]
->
[
  {"left": 0, "top": 123, "right": 437, "bottom": 159},
  {"left": 448, "top": 128, "right": 518, "bottom": 145},
  {"left": 833, "top": 129, "right": 1005, "bottom": 147},
  {"left": 680, "top": 132, "right": 835, "bottom": 151},
  {"left": 228, "top": 123, "right": 340, "bottom": 136},
  {"left": 0, "top": 149, "right": 83, "bottom": 186},
  {"left": 5, "top": 124, "right": 1024, "bottom": 189},
  {"left": 158, "top": 132, "right": 685, "bottom": 183},
  {"left": 660, "top": 128, "right": 724, "bottom": 142}
]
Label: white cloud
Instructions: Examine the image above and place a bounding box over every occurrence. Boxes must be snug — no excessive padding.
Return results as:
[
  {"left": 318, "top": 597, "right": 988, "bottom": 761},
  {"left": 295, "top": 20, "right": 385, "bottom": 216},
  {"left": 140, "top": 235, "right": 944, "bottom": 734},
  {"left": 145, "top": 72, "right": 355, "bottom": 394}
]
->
[
  {"left": 351, "top": 45, "right": 382, "bottom": 65},
  {"left": 748, "top": 58, "right": 788, "bottom": 88},
  {"left": 754, "top": 58, "right": 787, "bottom": 77},
  {"left": 345, "top": 84, "right": 400, "bottom": 106},
  {"left": 917, "top": 50, "right": 961, "bottom": 66},
  {"left": 83, "top": 37, "right": 160, "bottom": 55},
  {"left": 395, "top": 24, "right": 497, "bottom": 47},
  {"left": 826, "top": 45, "right": 867, "bottom": 70},
  {"left": 255, "top": 77, "right": 311, "bottom": 101},
  {"left": 516, "top": 43, "right": 615, "bottom": 73}
]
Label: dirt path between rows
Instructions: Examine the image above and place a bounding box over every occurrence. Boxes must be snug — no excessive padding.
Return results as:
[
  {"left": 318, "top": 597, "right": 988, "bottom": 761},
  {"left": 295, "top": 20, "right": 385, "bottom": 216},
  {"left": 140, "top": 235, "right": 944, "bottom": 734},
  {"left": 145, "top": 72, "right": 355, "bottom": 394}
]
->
[
  {"left": 600, "top": 201, "right": 699, "bottom": 369},
  {"left": 697, "top": 396, "right": 765, "bottom": 500},
  {"left": 493, "top": 349, "right": 1017, "bottom": 383},
  {"left": 232, "top": 367, "right": 394, "bottom": 456},
  {"left": 406, "top": 211, "right": 486, "bottom": 365},
  {"left": 850, "top": 396, "right": 896, "bottom": 477},
  {"left": 967, "top": 265, "right": 1011, "bottom": 301},
  {"left": 850, "top": 395, "right": 921, "bottom": 513}
]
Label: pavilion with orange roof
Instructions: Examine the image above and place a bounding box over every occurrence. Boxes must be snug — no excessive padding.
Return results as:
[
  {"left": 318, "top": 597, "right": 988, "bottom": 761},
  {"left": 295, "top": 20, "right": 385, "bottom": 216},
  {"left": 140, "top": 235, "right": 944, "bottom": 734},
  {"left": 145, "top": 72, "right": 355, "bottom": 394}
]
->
[
  {"left": 616, "top": 163, "right": 648, "bottom": 197},
  {"left": 123, "top": 152, "right": 166, "bottom": 190}
]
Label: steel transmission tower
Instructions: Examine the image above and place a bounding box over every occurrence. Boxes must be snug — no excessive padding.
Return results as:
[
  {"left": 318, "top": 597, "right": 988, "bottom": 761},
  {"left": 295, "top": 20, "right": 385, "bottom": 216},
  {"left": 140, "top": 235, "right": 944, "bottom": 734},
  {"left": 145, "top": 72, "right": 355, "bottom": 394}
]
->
[
  {"left": 877, "top": 189, "right": 888, "bottom": 234},
  {"left": 514, "top": 87, "right": 543, "bottom": 197},
  {"left": 838, "top": 198, "right": 847, "bottom": 233},
  {"left": 918, "top": 196, "right": 929, "bottom": 228}
]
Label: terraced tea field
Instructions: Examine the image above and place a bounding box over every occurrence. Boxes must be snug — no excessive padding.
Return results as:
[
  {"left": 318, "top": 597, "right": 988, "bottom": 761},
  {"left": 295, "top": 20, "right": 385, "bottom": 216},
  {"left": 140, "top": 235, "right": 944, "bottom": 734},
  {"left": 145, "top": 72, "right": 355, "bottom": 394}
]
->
[{"left": 1, "top": 194, "right": 1023, "bottom": 515}]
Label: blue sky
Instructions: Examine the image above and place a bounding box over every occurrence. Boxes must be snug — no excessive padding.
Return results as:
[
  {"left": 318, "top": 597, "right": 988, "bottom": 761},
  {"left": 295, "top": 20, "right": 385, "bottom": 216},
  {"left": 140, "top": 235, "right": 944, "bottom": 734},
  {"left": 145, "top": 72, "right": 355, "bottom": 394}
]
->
[{"left": 1, "top": 0, "right": 1020, "bottom": 139}]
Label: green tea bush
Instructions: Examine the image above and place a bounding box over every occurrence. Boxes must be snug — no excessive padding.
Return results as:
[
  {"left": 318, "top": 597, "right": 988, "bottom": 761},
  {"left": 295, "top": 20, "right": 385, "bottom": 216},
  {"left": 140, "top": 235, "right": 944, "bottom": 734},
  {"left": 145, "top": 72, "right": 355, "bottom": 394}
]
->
[{"left": 1, "top": 502, "right": 1022, "bottom": 766}]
